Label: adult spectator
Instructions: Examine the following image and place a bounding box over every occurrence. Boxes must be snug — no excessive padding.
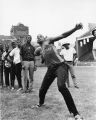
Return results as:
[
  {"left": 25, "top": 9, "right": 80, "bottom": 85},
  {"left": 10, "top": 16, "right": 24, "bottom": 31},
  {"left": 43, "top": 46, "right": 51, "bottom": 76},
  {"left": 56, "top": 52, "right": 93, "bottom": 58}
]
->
[
  {"left": 2, "top": 45, "right": 11, "bottom": 88},
  {"left": 9, "top": 42, "right": 22, "bottom": 91},
  {"left": 20, "top": 35, "right": 35, "bottom": 93},
  {"left": 0, "top": 44, "right": 3, "bottom": 87},
  {"left": 60, "top": 43, "right": 79, "bottom": 88}
]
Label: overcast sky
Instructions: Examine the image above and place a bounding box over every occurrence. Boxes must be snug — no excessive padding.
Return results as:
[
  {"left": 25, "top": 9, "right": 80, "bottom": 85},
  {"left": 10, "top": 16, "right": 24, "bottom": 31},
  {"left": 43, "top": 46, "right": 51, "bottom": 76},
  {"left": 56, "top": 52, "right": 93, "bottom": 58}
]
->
[{"left": 0, "top": 0, "right": 96, "bottom": 45}]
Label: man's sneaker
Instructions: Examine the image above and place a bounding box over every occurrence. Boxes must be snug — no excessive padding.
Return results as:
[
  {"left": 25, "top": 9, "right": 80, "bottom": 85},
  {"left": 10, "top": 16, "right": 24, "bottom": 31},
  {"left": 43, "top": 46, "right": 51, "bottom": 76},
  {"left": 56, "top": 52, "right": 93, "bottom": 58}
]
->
[
  {"left": 36, "top": 104, "right": 42, "bottom": 107},
  {"left": 31, "top": 104, "right": 43, "bottom": 109},
  {"left": 17, "top": 88, "right": 22, "bottom": 92},
  {"left": 27, "top": 89, "right": 33, "bottom": 93},
  {"left": 75, "top": 114, "right": 84, "bottom": 120},
  {"left": 21, "top": 90, "right": 28, "bottom": 94},
  {"left": 11, "top": 87, "right": 15, "bottom": 91}
]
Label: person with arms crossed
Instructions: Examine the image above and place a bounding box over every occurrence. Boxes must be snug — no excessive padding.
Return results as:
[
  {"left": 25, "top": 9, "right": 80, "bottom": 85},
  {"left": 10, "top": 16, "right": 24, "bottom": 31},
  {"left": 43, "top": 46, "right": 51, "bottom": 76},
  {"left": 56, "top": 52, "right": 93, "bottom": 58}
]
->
[{"left": 20, "top": 35, "right": 35, "bottom": 93}]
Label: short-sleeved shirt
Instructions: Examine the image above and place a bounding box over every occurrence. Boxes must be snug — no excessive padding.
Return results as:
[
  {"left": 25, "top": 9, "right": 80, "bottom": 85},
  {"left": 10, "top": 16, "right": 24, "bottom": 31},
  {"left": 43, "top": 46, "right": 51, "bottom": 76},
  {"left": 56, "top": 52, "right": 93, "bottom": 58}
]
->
[
  {"left": 20, "top": 43, "right": 35, "bottom": 61},
  {"left": 10, "top": 47, "right": 21, "bottom": 64},
  {"left": 60, "top": 47, "right": 76, "bottom": 61}
]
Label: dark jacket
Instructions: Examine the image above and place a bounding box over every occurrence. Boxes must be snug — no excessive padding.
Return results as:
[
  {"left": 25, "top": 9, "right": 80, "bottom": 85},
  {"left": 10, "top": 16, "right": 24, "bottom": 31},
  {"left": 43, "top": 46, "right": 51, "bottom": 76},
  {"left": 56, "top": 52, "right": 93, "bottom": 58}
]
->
[{"left": 20, "top": 43, "right": 35, "bottom": 61}]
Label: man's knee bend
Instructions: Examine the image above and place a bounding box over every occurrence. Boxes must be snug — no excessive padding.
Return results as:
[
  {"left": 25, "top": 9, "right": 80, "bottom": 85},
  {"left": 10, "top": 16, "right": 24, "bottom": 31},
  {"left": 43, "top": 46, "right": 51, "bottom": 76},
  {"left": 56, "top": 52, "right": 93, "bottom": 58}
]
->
[{"left": 58, "top": 84, "right": 66, "bottom": 92}]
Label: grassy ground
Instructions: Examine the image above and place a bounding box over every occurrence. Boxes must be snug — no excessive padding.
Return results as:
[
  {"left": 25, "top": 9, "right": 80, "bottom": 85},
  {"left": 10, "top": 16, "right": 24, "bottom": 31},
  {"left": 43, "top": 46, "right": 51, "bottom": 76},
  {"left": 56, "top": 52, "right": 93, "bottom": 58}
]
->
[{"left": 0, "top": 66, "right": 96, "bottom": 120}]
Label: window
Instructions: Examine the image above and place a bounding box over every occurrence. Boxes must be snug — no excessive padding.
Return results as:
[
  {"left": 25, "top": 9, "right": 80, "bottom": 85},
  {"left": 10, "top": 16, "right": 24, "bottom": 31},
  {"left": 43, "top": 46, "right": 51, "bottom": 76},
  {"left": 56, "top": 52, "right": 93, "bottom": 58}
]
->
[
  {"left": 87, "top": 38, "right": 89, "bottom": 42},
  {"left": 83, "top": 39, "right": 86, "bottom": 44},
  {"left": 80, "top": 41, "right": 83, "bottom": 47}
]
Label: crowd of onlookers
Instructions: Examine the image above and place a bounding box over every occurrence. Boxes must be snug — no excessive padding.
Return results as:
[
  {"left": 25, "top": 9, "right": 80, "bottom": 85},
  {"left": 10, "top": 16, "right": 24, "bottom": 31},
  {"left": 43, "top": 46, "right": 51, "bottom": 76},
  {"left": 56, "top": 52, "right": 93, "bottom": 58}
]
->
[{"left": 0, "top": 35, "right": 37, "bottom": 93}]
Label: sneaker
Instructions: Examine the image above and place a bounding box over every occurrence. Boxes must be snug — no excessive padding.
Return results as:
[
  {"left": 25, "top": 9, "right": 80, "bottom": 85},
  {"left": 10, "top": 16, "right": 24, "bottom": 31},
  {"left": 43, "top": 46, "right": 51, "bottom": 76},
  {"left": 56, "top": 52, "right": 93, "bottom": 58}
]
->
[
  {"left": 31, "top": 104, "right": 43, "bottom": 109},
  {"left": 75, "top": 114, "right": 84, "bottom": 120},
  {"left": 17, "top": 88, "right": 22, "bottom": 92},
  {"left": 11, "top": 87, "right": 15, "bottom": 91},
  {"left": 27, "top": 89, "right": 33, "bottom": 93},
  {"left": 21, "top": 90, "right": 28, "bottom": 94}
]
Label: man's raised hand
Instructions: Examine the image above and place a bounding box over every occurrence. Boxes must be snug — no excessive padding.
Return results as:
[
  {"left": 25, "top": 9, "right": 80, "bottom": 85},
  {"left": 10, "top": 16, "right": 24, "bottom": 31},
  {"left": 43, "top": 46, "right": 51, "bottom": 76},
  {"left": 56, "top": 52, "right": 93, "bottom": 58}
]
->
[{"left": 75, "top": 23, "right": 83, "bottom": 30}]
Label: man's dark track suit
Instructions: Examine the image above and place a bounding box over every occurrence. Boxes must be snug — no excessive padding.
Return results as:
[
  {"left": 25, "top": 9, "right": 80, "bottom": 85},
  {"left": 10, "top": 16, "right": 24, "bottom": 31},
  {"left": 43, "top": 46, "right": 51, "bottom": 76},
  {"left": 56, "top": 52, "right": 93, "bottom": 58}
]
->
[{"left": 37, "top": 42, "right": 78, "bottom": 116}]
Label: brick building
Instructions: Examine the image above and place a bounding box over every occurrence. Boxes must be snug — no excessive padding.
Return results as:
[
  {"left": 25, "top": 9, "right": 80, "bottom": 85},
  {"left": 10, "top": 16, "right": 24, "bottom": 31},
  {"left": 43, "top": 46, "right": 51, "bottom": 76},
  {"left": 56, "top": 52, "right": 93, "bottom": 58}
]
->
[{"left": 10, "top": 23, "right": 29, "bottom": 45}]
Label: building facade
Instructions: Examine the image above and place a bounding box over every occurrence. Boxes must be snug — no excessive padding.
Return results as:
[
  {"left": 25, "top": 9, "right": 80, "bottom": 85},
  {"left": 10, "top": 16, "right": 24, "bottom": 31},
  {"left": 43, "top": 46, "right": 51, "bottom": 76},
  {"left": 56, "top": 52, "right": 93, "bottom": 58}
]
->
[
  {"left": 10, "top": 23, "right": 29, "bottom": 45},
  {"left": 0, "top": 35, "right": 16, "bottom": 50}
]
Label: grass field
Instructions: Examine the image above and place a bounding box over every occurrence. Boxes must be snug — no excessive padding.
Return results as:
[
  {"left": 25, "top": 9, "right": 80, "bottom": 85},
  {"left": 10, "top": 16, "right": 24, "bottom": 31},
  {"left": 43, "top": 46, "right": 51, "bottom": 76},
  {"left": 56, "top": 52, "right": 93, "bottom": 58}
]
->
[{"left": 0, "top": 66, "right": 96, "bottom": 120}]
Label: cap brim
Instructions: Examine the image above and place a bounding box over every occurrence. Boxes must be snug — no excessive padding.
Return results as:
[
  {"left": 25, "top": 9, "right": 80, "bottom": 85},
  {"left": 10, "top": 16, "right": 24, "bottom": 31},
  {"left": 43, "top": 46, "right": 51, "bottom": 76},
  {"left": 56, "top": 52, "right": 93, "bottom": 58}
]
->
[{"left": 62, "top": 43, "right": 70, "bottom": 46}]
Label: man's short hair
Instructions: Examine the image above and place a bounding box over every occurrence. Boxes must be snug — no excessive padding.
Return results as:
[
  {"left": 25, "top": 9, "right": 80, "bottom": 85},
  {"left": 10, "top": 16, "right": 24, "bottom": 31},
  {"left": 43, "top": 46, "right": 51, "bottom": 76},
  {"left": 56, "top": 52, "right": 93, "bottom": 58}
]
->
[
  {"left": 26, "top": 35, "right": 32, "bottom": 39},
  {"left": 92, "top": 29, "right": 96, "bottom": 36},
  {"left": 11, "top": 42, "right": 16, "bottom": 47}
]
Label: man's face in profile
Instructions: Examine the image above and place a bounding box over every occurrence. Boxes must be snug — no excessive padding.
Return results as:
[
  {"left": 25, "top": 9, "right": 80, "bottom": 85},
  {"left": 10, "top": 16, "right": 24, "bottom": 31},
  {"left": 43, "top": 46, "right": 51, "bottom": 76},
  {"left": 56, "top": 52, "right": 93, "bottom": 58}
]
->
[
  {"left": 94, "top": 31, "right": 96, "bottom": 37},
  {"left": 12, "top": 42, "right": 16, "bottom": 49},
  {"left": 5, "top": 46, "right": 9, "bottom": 52}
]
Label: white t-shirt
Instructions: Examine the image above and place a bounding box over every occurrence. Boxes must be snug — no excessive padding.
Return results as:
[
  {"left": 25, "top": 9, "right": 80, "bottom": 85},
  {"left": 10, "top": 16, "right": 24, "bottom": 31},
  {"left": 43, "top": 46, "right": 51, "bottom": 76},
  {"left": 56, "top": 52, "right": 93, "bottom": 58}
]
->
[
  {"left": 93, "top": 39, "right": 96, "bottom": 50},
  {"left": 60, "top": 47, "right": 76, "bottom": 61},
  {"left": 9, "top": 47, "right": 21, "bottom": 64}
]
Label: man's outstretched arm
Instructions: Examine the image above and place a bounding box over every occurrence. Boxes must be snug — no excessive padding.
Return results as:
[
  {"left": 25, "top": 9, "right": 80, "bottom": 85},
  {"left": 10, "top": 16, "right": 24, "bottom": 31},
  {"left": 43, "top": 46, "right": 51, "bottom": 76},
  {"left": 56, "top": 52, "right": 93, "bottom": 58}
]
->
[{"left": 49, "top": 23, "right": 83, "bottom": 43}]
